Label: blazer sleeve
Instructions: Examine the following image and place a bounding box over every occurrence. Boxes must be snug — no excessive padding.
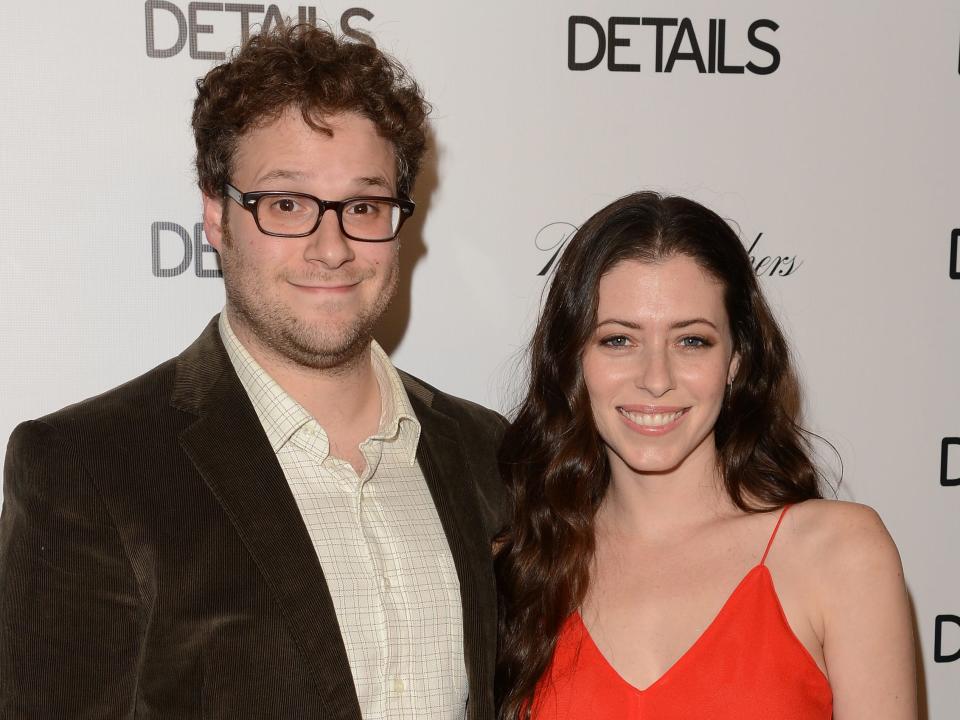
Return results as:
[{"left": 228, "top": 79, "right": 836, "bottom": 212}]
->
[{"left": 0, "top": 420, "right": 141, "bottom": 718}]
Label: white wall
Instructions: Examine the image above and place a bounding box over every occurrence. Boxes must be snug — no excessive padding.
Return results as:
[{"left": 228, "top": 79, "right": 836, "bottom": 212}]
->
[{"left": 2, "top": 2, "right": 958, "bottom": 714}]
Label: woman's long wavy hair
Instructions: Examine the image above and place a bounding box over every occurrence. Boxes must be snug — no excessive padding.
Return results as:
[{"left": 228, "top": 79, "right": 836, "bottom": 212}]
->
[{"left": 495, "top": 192, "right": 825, "bottom": 719}]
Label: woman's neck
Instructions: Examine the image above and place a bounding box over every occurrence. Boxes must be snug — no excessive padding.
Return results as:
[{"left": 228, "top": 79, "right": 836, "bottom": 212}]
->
[{"left": 597, "top": 441, "right": 738, "bottom": 544}]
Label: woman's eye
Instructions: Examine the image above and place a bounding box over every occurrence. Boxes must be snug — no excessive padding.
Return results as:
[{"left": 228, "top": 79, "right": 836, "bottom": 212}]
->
[
  {"left": 678, "top": 336, "right": 710, "bottom": 348},
  {"left": 601, "top": 335, "right": 630, "bottom": 347}
]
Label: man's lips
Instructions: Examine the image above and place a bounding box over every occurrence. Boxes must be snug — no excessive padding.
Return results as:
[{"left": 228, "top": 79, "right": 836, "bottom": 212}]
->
[{"left": 287, "top": 277, "right": 363, "bottom": 291}]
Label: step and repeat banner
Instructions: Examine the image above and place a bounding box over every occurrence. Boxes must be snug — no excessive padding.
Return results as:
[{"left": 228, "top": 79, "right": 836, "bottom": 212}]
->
[{"left": 2, "top": 1, "right": 958, "bottom": 715}]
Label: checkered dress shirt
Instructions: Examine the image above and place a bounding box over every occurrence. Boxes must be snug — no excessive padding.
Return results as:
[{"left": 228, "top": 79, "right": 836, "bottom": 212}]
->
[{"left": 219, "top": 313, "right": 467, "bottom": 719}]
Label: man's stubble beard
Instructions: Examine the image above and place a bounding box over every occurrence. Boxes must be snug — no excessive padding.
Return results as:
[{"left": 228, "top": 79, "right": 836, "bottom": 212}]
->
[{"left": 220, "top": 223, "right": 399, "bottom": 372}]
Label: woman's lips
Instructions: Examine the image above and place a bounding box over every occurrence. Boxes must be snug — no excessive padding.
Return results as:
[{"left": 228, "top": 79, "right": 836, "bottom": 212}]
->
[{"left": 617, "top": 406, "right": 689, "bottom": 435}]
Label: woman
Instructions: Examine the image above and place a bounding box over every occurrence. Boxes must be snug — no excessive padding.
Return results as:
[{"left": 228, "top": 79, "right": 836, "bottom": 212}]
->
[{"left": 495, "top": 192, "right": 916, "bottom": 719}]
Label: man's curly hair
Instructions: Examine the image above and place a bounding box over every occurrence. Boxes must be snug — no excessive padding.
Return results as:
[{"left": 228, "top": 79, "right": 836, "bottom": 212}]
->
[{"left": 192, "top": 23, "right": 429, "bottom": 198}]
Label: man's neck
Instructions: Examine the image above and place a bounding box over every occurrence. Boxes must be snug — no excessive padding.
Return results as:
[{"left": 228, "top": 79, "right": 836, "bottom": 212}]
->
[{"left": 226, "top": 311, "right": 382, "bottom": 441}]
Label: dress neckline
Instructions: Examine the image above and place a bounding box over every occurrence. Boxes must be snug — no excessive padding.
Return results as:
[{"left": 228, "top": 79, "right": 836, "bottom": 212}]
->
[
  {"left": 571, "top": 503, "right": 829, "bottom": 694},
  {"left": 574, "top": 563, "right": 770, "bottom": 694}
]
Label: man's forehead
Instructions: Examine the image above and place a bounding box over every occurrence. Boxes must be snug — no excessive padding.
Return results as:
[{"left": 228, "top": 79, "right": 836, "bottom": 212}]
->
[
  {"left": 231, "top": 109, "right": 397, "bottom": 187},
  {"left": 242, "top": 107, "right": 384, "bottom": 145}
]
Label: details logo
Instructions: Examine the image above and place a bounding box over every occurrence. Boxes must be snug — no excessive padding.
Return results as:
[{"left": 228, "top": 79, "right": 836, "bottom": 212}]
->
[
  {"left": 144, "top": 1, "right": 375, "bottom": 59},
  {"left": 941, "top": 437, "right": 960, "bottom": 487},
  {"left": 567, "top": 15, "right": 779, "bottom": 74},
  {"left": 935, "top": 615, "right": 960, "bottom": 663},
  {"left": 950, "top": 228, "right": 959, "bottom": 279},
  {"left": 151, "top": 221, "right": 222, "bottom": 278},
  {"left": 535, "top": 224, "right": 801, "bottom": 277}
]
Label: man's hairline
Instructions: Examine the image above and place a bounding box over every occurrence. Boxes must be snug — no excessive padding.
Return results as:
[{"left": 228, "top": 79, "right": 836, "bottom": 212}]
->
[{"left": 209, "top": 104, "right": 412, "bottom": 200}]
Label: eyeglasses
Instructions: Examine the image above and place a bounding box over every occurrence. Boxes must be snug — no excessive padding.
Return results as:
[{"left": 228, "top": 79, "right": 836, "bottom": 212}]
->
[{"left": 223, "top": 183, "right": 415, "bottom": 242}]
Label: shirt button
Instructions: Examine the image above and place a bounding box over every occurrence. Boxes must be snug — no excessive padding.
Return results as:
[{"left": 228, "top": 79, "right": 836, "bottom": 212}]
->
[
  {"left": 391, "top": 678, "right": 405, "bottom": 693},
  {"left": 382, "top": 575, "right": 392, "bottom": 590}
]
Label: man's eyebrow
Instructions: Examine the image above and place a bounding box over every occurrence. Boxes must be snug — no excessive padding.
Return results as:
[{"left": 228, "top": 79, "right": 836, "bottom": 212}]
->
[
  {"left": 252, "top": 171, "right": 394, "bottom": 193},
  {"left": 596, "top": 318, "right": 719, "bottom": 330},
  {"left": 255, "top": 169, "right": 308, "bottom": 184},
  {"left": 356, "top": 175, "right": 394, "bottom": 192}
]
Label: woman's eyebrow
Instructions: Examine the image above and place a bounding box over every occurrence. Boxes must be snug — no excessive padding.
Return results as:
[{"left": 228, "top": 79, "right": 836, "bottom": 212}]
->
[{"left": 595, "top": 317, "right": 718, "bottom": 330}]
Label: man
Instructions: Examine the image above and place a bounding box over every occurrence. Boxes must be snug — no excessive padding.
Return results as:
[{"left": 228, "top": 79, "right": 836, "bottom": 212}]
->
[{"left": 0, "top": 24, "right": 505, "bottom": 719}]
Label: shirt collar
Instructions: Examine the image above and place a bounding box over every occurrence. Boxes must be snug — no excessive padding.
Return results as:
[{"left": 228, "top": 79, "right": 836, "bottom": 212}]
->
[
  {"left": 368, "top": 340, "right": 421, "bottom": 463},
  {"left": 218, "top": 311, "right": 420, "bottom": 464}
]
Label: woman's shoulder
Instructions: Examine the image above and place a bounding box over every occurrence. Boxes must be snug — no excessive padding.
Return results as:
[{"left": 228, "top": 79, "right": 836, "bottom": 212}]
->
[
  {"left": 777, "top": 499, "right": 904, "bottom": 592},
  {"left": 783, "top": 499, "right": 895, "bottom": 548}
]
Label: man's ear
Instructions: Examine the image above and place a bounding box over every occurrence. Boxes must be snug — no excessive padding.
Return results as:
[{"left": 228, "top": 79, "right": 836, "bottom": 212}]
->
[{"left": 202, "top": 192, "right": 226, "bottom": 252}]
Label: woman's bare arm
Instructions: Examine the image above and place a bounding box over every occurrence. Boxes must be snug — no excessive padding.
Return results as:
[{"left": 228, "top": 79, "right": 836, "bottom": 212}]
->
[{"left": 817, "top": 503, "right": 917, "bottom": 719}]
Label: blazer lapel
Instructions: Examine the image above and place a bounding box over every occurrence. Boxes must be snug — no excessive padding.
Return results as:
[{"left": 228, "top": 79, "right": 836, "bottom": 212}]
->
[
  {"left": 172, "top": 318, "right": 362, "bottom": 720},
  {"left": 405, "top": 380, "right": 498, "bottom": 720}
]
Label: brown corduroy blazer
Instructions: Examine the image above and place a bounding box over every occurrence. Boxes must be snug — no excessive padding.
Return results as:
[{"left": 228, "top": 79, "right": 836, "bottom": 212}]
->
[{"left": 0, "top": 316, "right": 507, "bottom": 719}]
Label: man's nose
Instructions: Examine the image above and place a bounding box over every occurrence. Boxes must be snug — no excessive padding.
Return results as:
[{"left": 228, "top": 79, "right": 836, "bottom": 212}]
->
[{"left": 304, "top": 207, "right": 355, "bottom": 268}]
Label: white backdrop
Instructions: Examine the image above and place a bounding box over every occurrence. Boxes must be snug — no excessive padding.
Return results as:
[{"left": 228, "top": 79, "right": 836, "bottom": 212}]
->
[{"left": 2, "top": 2, "right": 958, "bottom": 715}]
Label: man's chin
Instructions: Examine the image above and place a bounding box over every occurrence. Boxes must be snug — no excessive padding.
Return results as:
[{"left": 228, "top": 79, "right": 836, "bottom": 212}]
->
[{"left": 276, "top": 326, "right": 373, "bottom": 371}]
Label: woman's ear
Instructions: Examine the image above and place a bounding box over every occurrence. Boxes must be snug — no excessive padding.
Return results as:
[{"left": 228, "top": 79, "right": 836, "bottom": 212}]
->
[{"left": 728, "top": 352, "right": 741, "bottom": 385}]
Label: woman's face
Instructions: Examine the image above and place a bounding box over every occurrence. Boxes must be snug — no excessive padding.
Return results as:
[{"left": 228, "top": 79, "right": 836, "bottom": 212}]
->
[{"left": 581, "top": 255, "right": 739, "bottom": 479}]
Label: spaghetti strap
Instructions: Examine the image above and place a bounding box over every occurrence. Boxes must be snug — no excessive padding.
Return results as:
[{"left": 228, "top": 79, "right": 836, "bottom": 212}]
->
[{"left": 759, "top": 505, "right": 793, "bottom": 566}]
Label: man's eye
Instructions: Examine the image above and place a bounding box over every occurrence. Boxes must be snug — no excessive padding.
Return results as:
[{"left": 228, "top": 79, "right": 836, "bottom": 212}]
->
[
  {"left": 271, "top": 197, "right": 304, "bottom": 213},
  {"left": 348, "top": 201, "right": 379, "bottom": 216}
]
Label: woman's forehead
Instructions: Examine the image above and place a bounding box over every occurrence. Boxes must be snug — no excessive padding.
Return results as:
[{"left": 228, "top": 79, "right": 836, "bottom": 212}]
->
[{"left": 597, "top": 256, "right": 727, "bottom": 321}]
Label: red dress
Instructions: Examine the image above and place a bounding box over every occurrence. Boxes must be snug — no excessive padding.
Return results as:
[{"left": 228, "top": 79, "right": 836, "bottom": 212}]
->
[{"left": 531, "top": 506, "right": 833, "bottom": 719}]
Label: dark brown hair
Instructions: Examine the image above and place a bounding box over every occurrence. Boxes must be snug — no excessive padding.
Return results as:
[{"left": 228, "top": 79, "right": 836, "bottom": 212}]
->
[
  {"left": 495, "top": 192, "right": 825, "bottom": 718},
  {"left": 192, "top": 23, "right": 429, "bottom": 198}
]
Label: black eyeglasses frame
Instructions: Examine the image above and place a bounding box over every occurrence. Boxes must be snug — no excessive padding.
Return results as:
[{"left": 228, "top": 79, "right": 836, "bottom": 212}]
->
[{"left": 223, "top": 182, "right": 415, "bottom": 242}]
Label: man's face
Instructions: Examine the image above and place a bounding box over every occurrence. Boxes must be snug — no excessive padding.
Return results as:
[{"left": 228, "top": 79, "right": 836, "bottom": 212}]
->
[{"left": 204, "top": 110, "right": 401, "bottom": 370}]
